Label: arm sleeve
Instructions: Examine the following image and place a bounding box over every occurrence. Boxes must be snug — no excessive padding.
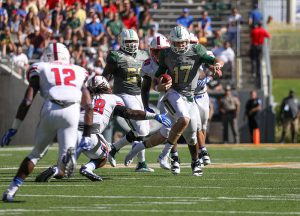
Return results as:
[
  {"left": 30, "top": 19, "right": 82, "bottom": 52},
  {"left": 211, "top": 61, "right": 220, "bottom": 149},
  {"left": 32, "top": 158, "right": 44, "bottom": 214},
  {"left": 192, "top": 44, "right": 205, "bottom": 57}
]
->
[
  {"left": 194, "top": 44, "right": 215, "bottom": 65},
  {"left": 102, "top": 51, "right": 118, "bottom": 80}
]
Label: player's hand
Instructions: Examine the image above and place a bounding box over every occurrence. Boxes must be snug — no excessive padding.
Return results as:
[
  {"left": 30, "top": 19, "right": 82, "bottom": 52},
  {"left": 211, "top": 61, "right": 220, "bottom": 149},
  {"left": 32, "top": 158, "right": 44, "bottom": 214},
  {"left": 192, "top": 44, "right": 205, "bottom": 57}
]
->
[
  {"left": 76, "top": 136, "right": 92, "bottom": 159},
  {"left": 145, "top": 107, "right": 155, "bottom": 114},
  {"left": 154, "top": 113, "right": 172, "bottom": 127},
  {"left": 1, "top": 129, "right": 17, "bottom": 147},
  {"left": 213, "top": 63, "right": 223, "bottom": 77},
  {"left": 156, "top": 78, "right": 172, "bottom": 92}
]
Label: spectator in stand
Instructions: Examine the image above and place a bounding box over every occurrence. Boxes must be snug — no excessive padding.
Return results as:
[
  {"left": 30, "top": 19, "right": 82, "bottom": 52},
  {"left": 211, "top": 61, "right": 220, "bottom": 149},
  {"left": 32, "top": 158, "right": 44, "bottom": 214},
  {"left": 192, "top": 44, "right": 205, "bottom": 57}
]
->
[
  {"left": 213, "top": 41, "right": 235, "bottom": 79},
  {"left": 0, "top": 27, "right": 15, "bottom": 57},
  {"left": 3, "top": 0, "right": 15, "bottom": 22},
  {"left": 66, "top": 9, "right": 84, "bottom": 38},
  {"left": 17, "top": 2, "right": 27, "bottom": 19},
  {"left": 26, "top": 0, "right": 39, "bottom": 16},
  {"left": 103, "top": 0, "right": 118, "bottom": 16},
  {"left": 26, "top": 26, "right": 45, "bottom": 59},
  {"left": 197, "top": 10, "right": 212, "bottom": 37},
  {"left": 212, "top": 29, "right": 224, "bottom": 49},
  {"left": 51, "top": 3, "right": 65, "bottom": 35},
  {"left": 250, "top": 21, "right": 270, "bottom": 86},
  {"left": 120, "top": 0, "right": 137, "bottom": 30},
  {"left": 12, "top": 45, "right": 29, "bottom": 76},
  {"left": 0, "top": 0, "right": 8, "bottom": 25},
  {"left": 107, "top": 12, "right": 124, "bottom": 42},
  {"left": 85, "top": 13, "right": 105, "bottom": 44},
  {"left": 74, "top": 1, "right": 87, "bottom": 28},
  {"left": 220, "top": 85, "right": 240, "bottom": 144},
  {"left": 196, "top": 29, "right": 207, "bottom": 45},
  {"left": 176, "top": 8, "right": 194, "bottom": 31},
  {"left": 227, "top": 8, "right": 243, "bottom": 49},
  {"left": 279, "top": 90, "right": 300, "bottom": 143},
  {"left": 248, "top": 4, "right": 263, "bottom": 27},
  {"left": 244, "top": 90, "right": 262, "bottom": 143},
  {"left": 87, "top": 0, "right": 103, "bottom": 19},
  {"left": 9, "top": 11, "right": 22, "bottom": 44}
]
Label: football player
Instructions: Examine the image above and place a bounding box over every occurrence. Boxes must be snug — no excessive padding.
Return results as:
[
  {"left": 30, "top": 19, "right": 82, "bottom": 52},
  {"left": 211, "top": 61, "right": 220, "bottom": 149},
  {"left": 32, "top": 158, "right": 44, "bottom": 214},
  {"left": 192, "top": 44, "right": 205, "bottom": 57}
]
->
[
  {"left": 102, "top": 29, "right": 153, "bottom": 172},
  {"left": 1, "top": 42, "right": 94, "bottom": 202},
  {"left": 36, "top": 76, "right": 171, "bottom": 181},
  {"left": 153, "top": 26, "right": 223, "bottom": 176}
]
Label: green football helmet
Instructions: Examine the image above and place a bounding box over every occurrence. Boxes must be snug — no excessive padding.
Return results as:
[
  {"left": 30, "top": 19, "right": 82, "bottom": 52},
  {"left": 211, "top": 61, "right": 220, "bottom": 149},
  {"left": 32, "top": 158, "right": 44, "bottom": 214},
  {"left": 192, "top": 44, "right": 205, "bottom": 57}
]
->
[{"left": 169, "top": 26, "right": 190, "bottom": 54}]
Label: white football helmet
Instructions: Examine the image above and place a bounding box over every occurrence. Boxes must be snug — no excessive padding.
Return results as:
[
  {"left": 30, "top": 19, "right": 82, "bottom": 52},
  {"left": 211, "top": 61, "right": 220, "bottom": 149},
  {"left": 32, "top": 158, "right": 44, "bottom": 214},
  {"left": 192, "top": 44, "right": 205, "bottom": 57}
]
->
[
  {"left": 169, "top": 26, "right": 190, "bottom": 54},
  {"left": 120, "top": 29, "right": 139, "bottom": 53},
  {"left": 189, "top": 32, "right": 198, "bottom": 44},
  {"left": 87, "top": 75, "right": 111, "bottom": 94},
  {"left": 149, "top": 34, "right": 170, "bottom": 63},
  {"left": 42, "top": 42, "right": 70, "bottom": 63}
]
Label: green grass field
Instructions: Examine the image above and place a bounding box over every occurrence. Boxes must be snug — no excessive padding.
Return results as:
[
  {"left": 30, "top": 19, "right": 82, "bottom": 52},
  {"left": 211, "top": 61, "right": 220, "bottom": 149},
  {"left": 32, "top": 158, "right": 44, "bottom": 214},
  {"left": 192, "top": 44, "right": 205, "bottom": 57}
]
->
[{"left": 1, "top": 145, "right": 300, "bottom": 216}]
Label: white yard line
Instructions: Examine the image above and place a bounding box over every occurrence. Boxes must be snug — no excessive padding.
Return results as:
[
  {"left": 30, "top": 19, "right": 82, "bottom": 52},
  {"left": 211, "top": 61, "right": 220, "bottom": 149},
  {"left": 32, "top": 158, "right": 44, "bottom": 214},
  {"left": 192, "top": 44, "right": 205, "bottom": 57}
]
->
[{"left": 1, "top": 209, "right": 300, "bottom": 215}]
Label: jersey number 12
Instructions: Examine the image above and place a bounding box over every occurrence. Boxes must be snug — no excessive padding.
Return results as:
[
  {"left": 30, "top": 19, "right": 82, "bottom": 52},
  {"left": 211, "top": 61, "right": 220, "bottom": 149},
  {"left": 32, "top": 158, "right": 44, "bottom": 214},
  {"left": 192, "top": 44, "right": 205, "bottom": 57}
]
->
[{"left": 51, "top": 68, "right": 76, "bottom": 87}]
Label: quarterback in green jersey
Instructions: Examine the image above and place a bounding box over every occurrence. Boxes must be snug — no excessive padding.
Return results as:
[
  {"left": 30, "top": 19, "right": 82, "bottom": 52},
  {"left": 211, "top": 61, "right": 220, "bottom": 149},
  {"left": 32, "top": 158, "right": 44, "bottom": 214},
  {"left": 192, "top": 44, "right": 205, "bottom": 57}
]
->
[
  {"left": 102, "top": 29, "right": 153, "bottom": 172},
  {"left": 154, "top": 26, "right": 224, "bottom": 176}
]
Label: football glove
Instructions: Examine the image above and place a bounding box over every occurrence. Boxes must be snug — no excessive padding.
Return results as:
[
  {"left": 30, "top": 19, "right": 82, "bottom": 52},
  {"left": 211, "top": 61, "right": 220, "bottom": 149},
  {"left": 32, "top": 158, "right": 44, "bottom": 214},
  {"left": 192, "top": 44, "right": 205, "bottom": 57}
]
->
[
  {"left": 154, "top": 113, "right": 172, "bottom": 127},
  {"left": 76, "top": 136, "right": 92, "bottom": 159},
  {"left": 1, "top": 129, "right": 17, "bottom": 147}
]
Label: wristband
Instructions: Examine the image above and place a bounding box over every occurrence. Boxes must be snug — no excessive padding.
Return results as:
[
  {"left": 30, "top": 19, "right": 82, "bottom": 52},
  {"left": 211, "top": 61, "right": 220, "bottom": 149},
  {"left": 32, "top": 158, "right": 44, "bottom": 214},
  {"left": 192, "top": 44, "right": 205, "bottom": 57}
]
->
[
  {"left": 145, "top": 112, "right": 156, "bottom": 120},
  {"left": 12, "top": 119, "right": 22, "bottom": 130},
  {"left": 214, "top": 62, "right": 222, "bottom": 67},
  {"left": 82, "top": 124, "right": 92, "bottom": 137}
]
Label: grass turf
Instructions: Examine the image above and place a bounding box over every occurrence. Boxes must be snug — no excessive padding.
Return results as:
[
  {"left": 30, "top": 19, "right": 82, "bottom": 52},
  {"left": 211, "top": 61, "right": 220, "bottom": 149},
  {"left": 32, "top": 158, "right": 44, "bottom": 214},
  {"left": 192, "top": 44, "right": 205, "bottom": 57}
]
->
[{"left": 1, "top": 144, "right": 300, "bottom": 216}]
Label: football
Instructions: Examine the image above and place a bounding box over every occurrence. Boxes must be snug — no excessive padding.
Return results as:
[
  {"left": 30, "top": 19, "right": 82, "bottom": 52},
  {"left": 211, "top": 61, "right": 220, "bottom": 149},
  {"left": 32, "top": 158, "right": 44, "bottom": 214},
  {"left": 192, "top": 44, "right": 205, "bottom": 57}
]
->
[{"left": 160, "top": 74, "right": 172, "bottom": 83}]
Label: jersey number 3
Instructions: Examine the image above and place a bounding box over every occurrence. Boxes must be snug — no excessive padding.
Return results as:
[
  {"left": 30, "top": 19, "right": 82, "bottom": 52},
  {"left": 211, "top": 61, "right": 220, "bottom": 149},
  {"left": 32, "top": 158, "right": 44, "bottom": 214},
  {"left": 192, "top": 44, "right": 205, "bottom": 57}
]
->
[{"left": 51, "top": 68, "right": 76, "bottom": 87}]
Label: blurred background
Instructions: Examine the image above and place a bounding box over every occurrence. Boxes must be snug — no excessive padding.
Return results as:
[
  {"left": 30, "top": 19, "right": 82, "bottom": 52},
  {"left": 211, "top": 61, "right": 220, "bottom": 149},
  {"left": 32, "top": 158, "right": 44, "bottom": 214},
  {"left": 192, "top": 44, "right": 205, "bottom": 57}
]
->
[{"left": 0, "top": 0, "right": 299, "bottom": 145}]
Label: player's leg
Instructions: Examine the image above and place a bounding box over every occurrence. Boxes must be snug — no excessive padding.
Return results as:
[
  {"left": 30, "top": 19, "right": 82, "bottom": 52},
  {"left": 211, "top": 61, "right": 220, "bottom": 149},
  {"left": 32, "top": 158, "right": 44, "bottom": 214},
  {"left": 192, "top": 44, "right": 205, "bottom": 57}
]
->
[
  {"left": 124, "top": 131, "right": 167, "bottom": 166},
  {"left": 80, "top": 134, "right": 109, "bottom": 181},
  {"left": 163, "top": 90, "right": 191, "bottom": 175},
  {"left": 195, "top": 93, "right": 211, "bottom": 166},
  {"left": 3, "top": 106, "right": 56, "bottom": 201},
  {"left": 182, "top": 103, "right": 202, "bottom": 176},
  {"left": 119, "top": 94, "right": 153, "bottom": 172}
]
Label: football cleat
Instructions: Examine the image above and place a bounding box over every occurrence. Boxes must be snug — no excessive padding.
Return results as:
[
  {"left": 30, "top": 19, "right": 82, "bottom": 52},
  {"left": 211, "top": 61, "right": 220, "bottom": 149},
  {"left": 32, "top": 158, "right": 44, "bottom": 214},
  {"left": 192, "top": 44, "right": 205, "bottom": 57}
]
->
[
  {"left": 135, "top": 162, "right": 154, "bottom": 172},
  {"left": 108, "top": 147, "right": 117, "bottom": 167},
  {"left": 157, "top": 154, "right": 171, "bottom": 170},
  {"left": 35, "top": 166, "right": 57, "bottom": 182},
  {"left": 199, "top": 150, "right": 211, "bottom": 166},
  {"left": 191, "top": 159, "right": 203, "bottom": 177},
  {"left": 79, "top": 166, "right": 103, "bottom": 182},
  {"left": 2, "top": 189, "right": 16, "bottom": 202},
  {"left": 170, "top": 156, "right": 180, "bottom": 175},
  {"left": 63, "top": 147, "right": 76, "bottom": 178}
]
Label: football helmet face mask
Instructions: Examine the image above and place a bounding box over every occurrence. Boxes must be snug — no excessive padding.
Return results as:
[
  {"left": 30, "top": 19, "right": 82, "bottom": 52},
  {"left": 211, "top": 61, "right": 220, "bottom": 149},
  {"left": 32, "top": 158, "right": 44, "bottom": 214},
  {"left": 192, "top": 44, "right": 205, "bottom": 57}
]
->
[
  {"left": 87, "top": 76, "right": 112, "bottom": 94},
  {"left": 42, "top": 42, "right": 70, "bottom": 63},
  {"left": 149, "top": 35, "right": 170, "bottom": 63},
  {"left": 169, "top": 26, "right": 190, "bottom": 54},
  {"left": 120, "top": 29, "right": 139, "bottom": 54},
  {"left": 189, "top": 32, "right": 198, "bottom": 44}
]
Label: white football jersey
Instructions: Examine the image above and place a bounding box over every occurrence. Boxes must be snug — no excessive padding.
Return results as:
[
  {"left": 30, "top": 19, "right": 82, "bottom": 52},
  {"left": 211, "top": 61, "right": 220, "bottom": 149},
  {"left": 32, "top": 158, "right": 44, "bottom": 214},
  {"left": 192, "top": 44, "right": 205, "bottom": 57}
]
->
[
  {"left": 79, "top": 94, "right": 125, "bottom": 134},
  {"left": 28, "top": 61, "right": 88, "bottom": 102},
  {"left": 194, "top": 65, "right": 209, "bottom": 95},
  {"left": 140, "top": 57, "right": 158, "bottom": 79},
  {"left": 141, "top": 58, "right": 166, "bottom": 105}
]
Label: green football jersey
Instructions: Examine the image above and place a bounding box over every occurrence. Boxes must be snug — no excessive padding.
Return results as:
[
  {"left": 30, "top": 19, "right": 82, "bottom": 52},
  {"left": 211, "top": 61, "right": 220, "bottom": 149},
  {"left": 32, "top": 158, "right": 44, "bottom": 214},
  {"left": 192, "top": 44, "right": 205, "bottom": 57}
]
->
[
  {"left": 105, "top": 50, "right": 149, "bottom": 95},
  {"left": 155, "top": 44, "right": 215, "bottom": 98}
]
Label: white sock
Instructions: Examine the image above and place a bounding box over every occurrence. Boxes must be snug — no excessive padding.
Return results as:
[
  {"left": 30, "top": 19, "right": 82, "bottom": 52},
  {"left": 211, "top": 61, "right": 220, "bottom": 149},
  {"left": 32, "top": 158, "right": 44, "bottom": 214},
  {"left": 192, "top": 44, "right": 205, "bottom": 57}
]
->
[
  {"left": 137, "top": 149, "right": 146, "bottom": 163},
  {"left": 126, "top": 141, "right": 145, "bottom": 162},
  {"left": 113, "top": 135, "right": 130, "bottom": 151},
  {"left": 161, "top": 143, "right": 173, "bottom": 158},
  {"left": 170, "top": 150, "right": 178, "bottom": 157},
  {"left": 199, "top": 146, "right": 207, "bottom": 153},
  {"left": 84, "top": 161, "right": 96, "bottom": 171}
]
